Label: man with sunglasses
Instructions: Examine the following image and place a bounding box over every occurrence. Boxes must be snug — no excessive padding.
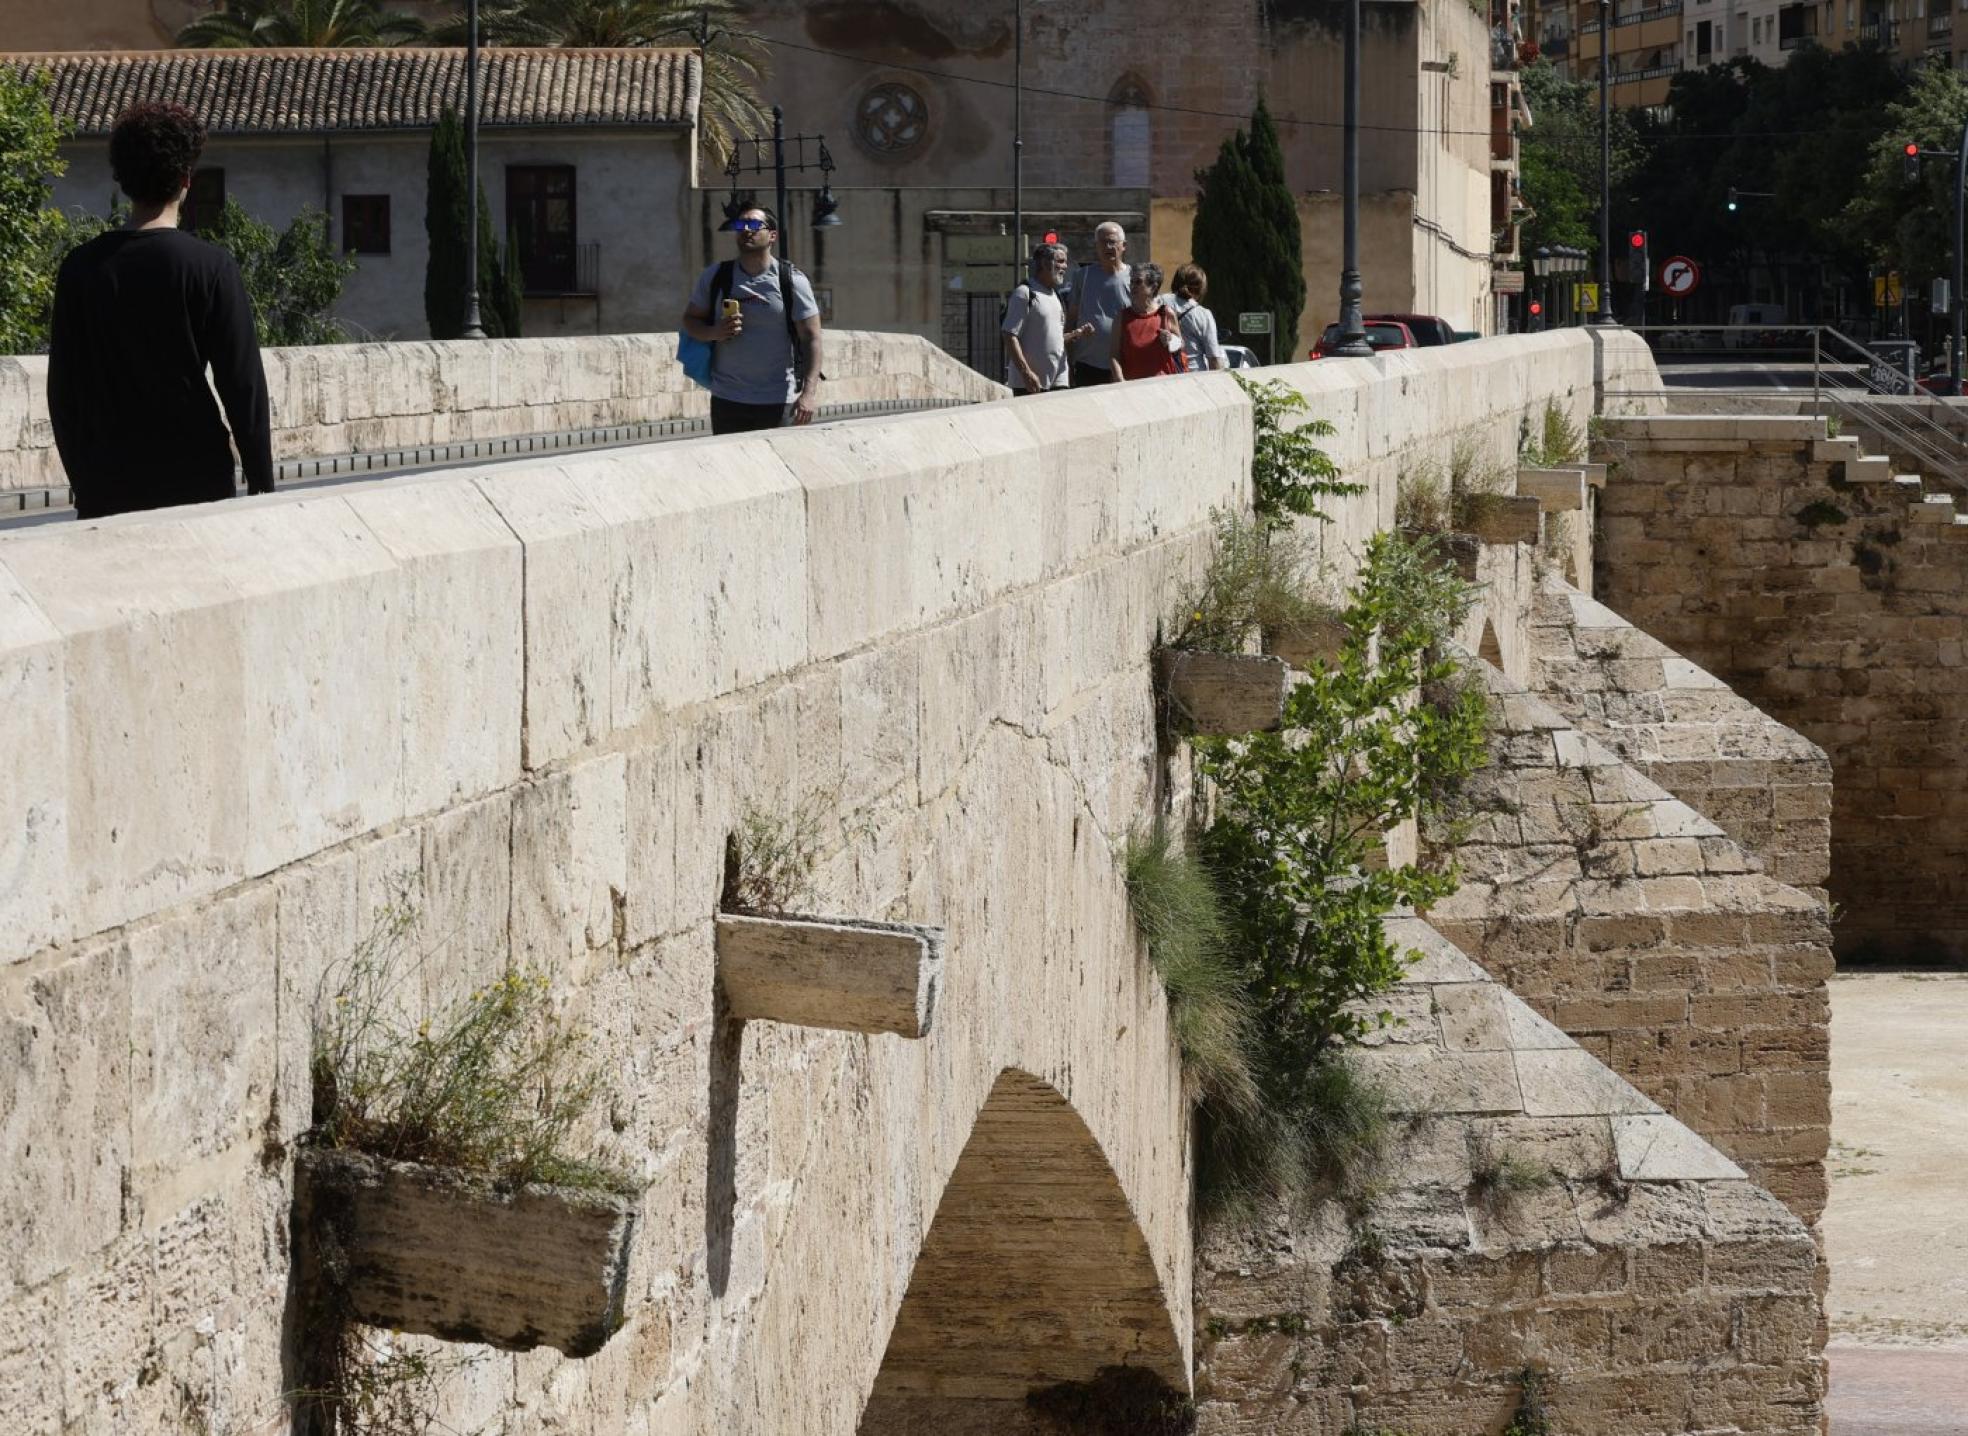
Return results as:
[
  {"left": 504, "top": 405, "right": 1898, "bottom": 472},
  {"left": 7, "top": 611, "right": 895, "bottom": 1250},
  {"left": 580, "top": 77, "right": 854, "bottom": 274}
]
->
[{"left": 682, "top": 204, "right": 824, "bottom": 434}]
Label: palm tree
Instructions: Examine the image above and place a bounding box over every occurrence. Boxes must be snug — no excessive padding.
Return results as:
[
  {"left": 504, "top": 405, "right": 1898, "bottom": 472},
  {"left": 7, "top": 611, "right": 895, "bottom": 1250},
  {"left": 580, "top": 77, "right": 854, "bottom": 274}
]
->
[
  {"left": 427, "top": 0, "right": 768, "bottom": 165},
  {"left": 178, "top": 0, "right": 426, "bottom": 46}
]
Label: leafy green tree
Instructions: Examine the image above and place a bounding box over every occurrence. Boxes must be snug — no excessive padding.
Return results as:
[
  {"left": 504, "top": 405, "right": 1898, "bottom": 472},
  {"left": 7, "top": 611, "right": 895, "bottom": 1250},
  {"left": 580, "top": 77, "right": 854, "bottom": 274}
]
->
[
  {"left": 0, "top": 68, "right": 72, "bottom": 354},
  {"left": 428, "top": 0, "right": 768, "bottom": 165},
  {"left": 1840, "top": 63, "right": 1968, "bottom": 284},
  {"left": 1196, "top": 530, "right": 1486, "bottom": 1113},
  {"left": 203, "top": 198, "right": 356, "bottom": 346},
  {"left": 178, "top": 0, "right": 425, "bottom": 46},
  {"left": 1192, "top": 99, "right": 1305, "bottom": 362},
  {"left": 1516, "top": 60, "right": 1642, "bottom": 257},
  {"left": 423, "top": 107, "right": 521, "bottom": 339}
]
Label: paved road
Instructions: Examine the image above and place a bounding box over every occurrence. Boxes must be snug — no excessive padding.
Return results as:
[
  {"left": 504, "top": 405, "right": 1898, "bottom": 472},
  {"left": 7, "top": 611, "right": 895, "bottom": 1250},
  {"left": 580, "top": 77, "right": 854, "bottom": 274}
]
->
[
  {"left": 1658, "top": 358, "right": 1866, "bottom": 391},
  {"left": 1825, "top": 972, "right": 1968, "bottom": 1434}
]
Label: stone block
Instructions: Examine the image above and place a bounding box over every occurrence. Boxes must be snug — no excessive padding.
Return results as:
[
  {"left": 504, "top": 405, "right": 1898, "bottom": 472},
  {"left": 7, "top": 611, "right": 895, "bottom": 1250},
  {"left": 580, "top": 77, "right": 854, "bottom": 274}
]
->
[
  {"left": 128, "top": 886, "right": 279, "bottom": 1184},
  {"left": 0, "top": 563, "right": 67, "bottom": 963},
  {"left": 341, "top": 479, "right": 526, "bottom": 816},
  {"left": 296, "top": 1148, "right": 638, "bottom": 1358},
  {"left": 1157, "top": 650, "right": 1288, "bottom": 735},
  {"left": 589, "top": 443, "right": 810, "bottom": 733},
  {"left": 714, "top": 914, "right": 944, "bottom": 1038},
  {"left": 510, "top": 754, "right": 630, "bottom": 973},
  {"left": 1463, "top": 495, "right": 1543, "bottom": 545},
  {"left": 1516, "top": 1049, "right": 1660, "bottom": 1118},
  {"left": 1612, "top": 1114, "right": 1744, "bottom": 1181},
  {"left": 0, "top": 937, "right": 132, "bottom": 1292},
  {"left": 1516, "top": 466, "right": 1587, "bottom": 512}
]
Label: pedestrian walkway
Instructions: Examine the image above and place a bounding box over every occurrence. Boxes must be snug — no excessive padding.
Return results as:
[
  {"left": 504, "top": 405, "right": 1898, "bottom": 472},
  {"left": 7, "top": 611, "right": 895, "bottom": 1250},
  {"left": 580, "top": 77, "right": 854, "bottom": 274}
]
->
[{"left": 1825, "top": 971, "right": 1968, "bottom": 1434}]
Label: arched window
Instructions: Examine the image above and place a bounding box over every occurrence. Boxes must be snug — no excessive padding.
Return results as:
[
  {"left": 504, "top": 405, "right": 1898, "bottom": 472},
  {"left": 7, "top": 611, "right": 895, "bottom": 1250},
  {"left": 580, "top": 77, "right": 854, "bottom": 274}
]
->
[{"left": 1109, "top": 76, "right": 1151, "bottom": 188}]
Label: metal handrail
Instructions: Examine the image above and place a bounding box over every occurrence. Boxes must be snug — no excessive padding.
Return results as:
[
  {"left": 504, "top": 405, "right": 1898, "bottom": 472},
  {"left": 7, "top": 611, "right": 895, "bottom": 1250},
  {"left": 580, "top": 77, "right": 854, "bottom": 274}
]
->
[{"left": 1614, "top": 324, "right": 1968, "bottom": 494}]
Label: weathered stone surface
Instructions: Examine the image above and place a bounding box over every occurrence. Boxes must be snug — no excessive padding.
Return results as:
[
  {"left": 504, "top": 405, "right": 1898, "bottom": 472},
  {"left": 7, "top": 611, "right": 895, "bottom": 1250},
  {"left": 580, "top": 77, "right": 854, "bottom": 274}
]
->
[
  {"left": 296, "top": 1148, "right": 637, "bottom": 1357},
  {"left": 1157, "top": 649, "right": 1289, "bottom": 734},
  {"left": 1196, "top": 917, "right": 1822, "bottom": 1436},
  {"left": 714, "top": 913, "right": 943, "bottom": 1038}
]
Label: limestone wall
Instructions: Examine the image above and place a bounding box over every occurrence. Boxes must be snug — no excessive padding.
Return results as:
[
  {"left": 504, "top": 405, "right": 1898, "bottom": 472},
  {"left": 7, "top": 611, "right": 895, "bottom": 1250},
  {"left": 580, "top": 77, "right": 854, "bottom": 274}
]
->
[
  {"left": 0, "top": 383, "right": 1254, "bottom": 1435},
  {"left": 0, "top": 329, "right": 1007, "bottom": 496},
  {"left": 1530, "top": 578, "right": 1833, "bottom": 901},
  {"left": 1429, "top": 664, "right": 1835, "bottom": 1231},
  {"left": 1196, "top": 917, "right": 1825, "bottom": 1436},
  {"left": 1594, "top": 415, "right": 1968, "bottom": 962},
  {"left": 0, "top": 332, "right": 1670, "bottom": 1434},
  {"left": 1268, "top": 327, "right": 1658, "bottom": 595}
]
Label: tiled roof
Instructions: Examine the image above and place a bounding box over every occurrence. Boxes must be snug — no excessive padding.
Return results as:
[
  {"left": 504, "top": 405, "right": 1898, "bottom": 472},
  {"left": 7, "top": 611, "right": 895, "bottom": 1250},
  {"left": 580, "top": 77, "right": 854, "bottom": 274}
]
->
[{"left": 4, "top": 48, "right": 700, "bottom": 135}]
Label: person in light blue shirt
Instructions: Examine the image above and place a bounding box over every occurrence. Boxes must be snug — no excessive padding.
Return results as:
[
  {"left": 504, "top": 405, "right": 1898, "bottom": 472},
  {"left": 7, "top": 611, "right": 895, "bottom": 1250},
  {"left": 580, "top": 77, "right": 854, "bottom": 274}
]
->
[{"left": 682, "top": 204, "right": 824, "bottom": 434}]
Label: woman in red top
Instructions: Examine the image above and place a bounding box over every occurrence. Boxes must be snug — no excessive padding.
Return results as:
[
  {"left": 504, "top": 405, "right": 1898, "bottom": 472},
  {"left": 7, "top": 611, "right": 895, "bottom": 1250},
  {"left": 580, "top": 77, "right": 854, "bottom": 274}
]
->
[{"left": 1107, "top": 263, "right": 1185, "bottom": 382}]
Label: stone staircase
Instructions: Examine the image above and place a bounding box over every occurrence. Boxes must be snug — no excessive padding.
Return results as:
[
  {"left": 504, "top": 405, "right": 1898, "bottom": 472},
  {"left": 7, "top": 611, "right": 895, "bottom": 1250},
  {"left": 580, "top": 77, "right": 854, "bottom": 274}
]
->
[{"left": 1811, "top": 430, "right": 1968, "bottom": 529}]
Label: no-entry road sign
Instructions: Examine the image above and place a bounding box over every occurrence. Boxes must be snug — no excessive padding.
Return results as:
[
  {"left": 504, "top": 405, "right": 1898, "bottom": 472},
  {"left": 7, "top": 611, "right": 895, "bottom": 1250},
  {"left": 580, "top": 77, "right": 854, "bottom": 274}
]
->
[{"left": 1660, "top": 256, "right": 1701, "bottom": 297}]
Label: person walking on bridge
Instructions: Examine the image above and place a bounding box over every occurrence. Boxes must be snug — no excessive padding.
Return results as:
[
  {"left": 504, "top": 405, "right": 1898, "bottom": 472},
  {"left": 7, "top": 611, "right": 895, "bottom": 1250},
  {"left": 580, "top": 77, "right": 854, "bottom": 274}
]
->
[
  {"left": 1065, "top": 221, "right": 1133, "bottom": 388},
  {"left": 681, "top": 203, "right": 825, "bottom": 435},
  {"left": 48, "top": 102, "right": 273, "bottom": 520}
]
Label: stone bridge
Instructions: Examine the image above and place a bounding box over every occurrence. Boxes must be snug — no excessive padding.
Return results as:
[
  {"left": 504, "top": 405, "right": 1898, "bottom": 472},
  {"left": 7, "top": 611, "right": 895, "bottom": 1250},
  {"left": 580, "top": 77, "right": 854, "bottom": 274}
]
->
[{"left": 1, "top": 328, "right": 1833, "bottom": 1435}]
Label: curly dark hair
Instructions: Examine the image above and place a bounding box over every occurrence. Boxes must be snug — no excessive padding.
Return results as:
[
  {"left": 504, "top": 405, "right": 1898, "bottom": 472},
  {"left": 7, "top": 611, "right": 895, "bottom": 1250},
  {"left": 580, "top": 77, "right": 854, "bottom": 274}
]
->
[{"left": 109, "top": 102, "right": 207, "bottom": 205}]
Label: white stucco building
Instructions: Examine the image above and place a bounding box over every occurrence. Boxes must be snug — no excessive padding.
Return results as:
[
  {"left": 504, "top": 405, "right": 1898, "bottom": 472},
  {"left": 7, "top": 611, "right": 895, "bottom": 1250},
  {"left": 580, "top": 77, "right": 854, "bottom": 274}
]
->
[{"left": 14, "top": 48, "right": 700, "bottom": 340}]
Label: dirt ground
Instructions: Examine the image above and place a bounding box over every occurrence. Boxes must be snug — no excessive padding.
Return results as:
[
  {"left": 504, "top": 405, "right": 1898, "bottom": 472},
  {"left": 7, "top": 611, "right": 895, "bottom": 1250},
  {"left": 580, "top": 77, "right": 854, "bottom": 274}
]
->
[{"left": 1825, "top": 971, "right": 1968, "bottom": 1434}]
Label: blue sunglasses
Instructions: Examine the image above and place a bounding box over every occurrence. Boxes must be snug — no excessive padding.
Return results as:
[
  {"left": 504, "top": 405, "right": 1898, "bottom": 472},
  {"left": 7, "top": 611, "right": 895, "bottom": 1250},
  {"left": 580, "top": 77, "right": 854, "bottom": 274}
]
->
[{"left": 732, "top": 217, "right": 771, "bottom": 233}]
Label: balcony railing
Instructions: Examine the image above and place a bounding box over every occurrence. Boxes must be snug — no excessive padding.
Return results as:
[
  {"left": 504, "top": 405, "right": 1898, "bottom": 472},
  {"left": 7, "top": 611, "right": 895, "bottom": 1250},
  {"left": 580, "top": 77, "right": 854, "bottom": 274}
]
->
[
  {"left": 1931, "top": 12, "right": 1954, "bottom": 35},
  {"left": 1611, "top": 61, "right": 1684, "bottom": 82},
  {"left": 1582, "top": 2, "right": 1685, "bottom": 32}
]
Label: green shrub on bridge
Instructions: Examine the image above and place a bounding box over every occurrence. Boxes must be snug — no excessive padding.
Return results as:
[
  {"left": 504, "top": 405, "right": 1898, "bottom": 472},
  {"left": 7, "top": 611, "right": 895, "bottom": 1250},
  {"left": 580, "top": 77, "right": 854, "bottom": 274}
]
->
[{"left": 1135, "top": 528, "right": 1488, "bottom": 1208}]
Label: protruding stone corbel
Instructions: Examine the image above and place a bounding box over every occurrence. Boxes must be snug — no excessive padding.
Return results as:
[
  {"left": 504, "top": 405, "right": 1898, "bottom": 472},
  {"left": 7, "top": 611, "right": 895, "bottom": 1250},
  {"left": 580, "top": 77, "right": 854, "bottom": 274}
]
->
[
  {"left": 715, "top": 913, "right": 944, "bottom": 1038},
  {"left": 1516, "top": 465, "right": 1587, "bottom": 512},
  {"left": 1155, "top": 649, "right": 1288, "bottom": 735},
  {"left": 1461, "top": 494, "right": 1543, "bottom": 545},
  {"left": 1263, "top": 613, "right": 1350, "bottom": 671},
  {"left": 295, "top": 1148, "right": 639, "bottom": 1358}
]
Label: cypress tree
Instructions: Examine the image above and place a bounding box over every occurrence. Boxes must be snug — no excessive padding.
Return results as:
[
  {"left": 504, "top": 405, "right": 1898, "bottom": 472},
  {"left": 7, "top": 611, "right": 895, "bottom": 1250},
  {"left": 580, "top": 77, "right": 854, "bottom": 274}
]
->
[
  {"left": 425, "top": 107, "right": 467, "bottom": 339},
  {"left": 1192, "top": 98, "right": 1305, "bottom": 363},
  {"left": 425, "top": 107, "right": 522, "bottom": 340}
]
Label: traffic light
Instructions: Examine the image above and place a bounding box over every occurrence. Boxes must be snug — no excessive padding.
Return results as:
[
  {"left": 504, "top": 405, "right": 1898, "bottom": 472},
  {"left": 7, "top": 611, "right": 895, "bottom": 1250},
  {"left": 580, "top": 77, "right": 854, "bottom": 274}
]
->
[
  {"left": 1726, "top": 187, "right": 1738, "bottom": 212},
  {"left": 1628, "top": 230, "right": 1649, "bottom": 291},
  {"left": 1529, "top": 300, "right": 1543, "bottom": 316},
  {"left": 1905, "top": 142, "right": 1922, "bottom": 182}
]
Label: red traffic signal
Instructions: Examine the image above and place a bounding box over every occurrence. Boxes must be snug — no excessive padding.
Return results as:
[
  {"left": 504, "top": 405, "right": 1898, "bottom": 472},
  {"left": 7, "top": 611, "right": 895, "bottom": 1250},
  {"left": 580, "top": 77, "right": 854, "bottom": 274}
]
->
[
  {"left": 1906, "top": 141, "right": 1921, "bottom": 157},
  {"left": 1628, "top": 230, "right": 1648, "bottom": 249},
  {"left": 1043, "top": 230, "right": 1058, "bottom": 243},
  {"left": 1528, "top": 300, "right": 1543, "bottom": 316}
]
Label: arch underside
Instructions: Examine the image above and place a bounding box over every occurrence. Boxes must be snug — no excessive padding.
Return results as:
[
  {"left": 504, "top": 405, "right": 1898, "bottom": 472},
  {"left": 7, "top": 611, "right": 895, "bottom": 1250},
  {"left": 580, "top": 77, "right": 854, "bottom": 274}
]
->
[{"left": 857, "top": 1069, "right": 1186, "bottom": 1433}]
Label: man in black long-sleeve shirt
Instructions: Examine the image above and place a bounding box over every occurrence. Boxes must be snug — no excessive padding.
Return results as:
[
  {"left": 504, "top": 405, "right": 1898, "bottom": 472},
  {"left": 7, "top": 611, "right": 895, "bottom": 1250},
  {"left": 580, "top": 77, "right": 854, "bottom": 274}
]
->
[{"left": 48, "top": 101, "right": 273, "bottom": 520}]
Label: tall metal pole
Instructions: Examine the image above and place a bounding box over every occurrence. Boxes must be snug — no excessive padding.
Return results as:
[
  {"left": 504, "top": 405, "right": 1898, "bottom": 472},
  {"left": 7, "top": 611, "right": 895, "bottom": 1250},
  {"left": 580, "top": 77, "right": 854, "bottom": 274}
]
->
[
  {"left": 1596, "top": 0, "right": 1612, "bottom": 325},
  {"left": 1013, "top": 0, "right": 1023, "bottom": 273},
  {"left": 462, "top": 0, "right": 486, "bottom": 339},
  {"left": 1953, "top": 118, "right": 1966, "bottom": 393},
  {"left": 772, "top": 105, "right": 791, "bottom": 265},
  {"left": 1334, "top": 0, "right": 1372, "bottom": 356}
]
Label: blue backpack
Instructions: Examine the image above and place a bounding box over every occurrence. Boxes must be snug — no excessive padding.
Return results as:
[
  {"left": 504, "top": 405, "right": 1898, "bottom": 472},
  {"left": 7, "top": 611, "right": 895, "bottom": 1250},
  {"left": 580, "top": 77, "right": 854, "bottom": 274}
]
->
[
  {"left": 679, "top": 260, "right": 815, "bottom": 390},
  {"left": 678, "top": 260, "right": 736, "bottom": 390}
]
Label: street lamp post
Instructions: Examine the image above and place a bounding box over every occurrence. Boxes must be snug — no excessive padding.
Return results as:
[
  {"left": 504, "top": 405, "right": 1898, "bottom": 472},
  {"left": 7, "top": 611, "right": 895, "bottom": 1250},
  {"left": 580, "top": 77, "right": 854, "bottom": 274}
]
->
[
  {"left": 1596, "top": 0, "right": 1612, "bottom": 325},
  {"left": 720, "top": 114, "right": 841, "bottom": 251},
  {"left": 461, "top": 0, "right": 486, "bottom": 340},
  {"left": 1013, "top": 0, "right": 1023, "bottom": 272},
  {"left": 1333, "top": 0, "right": 1373, "bottom": 357},
  {"left": 1954, "top": 119, "right": 1967, "bottom": 393}
]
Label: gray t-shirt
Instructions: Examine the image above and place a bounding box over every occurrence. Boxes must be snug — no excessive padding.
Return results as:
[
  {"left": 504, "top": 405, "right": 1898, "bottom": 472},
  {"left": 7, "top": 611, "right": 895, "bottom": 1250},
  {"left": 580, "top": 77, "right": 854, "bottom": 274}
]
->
[
  {"left": 1069, "top": 263, "right": 1132, "bottom": 371},
  {"left": 1002, "top": 282, "right": 1068, "bottom": 391},
  {"left": 688, "top": 257, "right": 820, "bottom": 405},
  {"left": 1163, "top": 296, "right": 1226, "bottom": 371}
]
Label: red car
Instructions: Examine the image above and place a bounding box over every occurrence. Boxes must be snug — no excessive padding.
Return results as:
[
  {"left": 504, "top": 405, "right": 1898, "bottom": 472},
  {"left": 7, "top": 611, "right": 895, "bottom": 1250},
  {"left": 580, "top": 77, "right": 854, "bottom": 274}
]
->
[{"left": 1309, "top": 319, "right": 1417, "bottom": 358}]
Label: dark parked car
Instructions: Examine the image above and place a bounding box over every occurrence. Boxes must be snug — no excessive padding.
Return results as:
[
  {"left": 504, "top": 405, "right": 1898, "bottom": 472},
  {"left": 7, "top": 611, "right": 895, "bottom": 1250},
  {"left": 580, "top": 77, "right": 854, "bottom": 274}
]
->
[
  {"left": 1309, "top": 319, "right": 1417, "bottom": 358},
  {"left": 1366, "top": 313, "right": 1456, "bottom": 347}
]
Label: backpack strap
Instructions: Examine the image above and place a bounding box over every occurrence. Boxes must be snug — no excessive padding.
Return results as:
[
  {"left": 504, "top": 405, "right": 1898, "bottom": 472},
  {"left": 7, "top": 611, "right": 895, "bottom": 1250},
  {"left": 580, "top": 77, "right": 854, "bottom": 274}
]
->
[
  {"left": 705, "top": 260, "right": 736, "bottom": 372},
  {"left": 779, "top": 260, "right": 821, "bottom": 384}
]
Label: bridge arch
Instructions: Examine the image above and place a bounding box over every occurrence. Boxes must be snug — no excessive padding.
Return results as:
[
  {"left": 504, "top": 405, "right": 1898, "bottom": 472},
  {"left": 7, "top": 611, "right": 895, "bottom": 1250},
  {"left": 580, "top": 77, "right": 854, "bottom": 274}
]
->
[{"left": 857, "top": 1068, "right": 1188, "bottom": 1433}]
